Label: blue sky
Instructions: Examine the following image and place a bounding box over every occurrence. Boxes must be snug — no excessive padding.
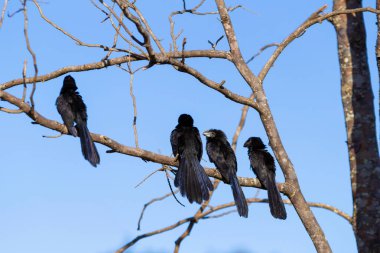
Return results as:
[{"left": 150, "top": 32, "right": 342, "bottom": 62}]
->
[{"left": 0, "top": 0, "right": 378, "bottom": 252}]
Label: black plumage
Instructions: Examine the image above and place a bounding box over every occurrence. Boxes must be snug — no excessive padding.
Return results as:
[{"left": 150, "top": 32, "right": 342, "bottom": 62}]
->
[
  {"left": 203, "top": 129, "right": 248, "bottom": 218},
  {"left": 170, "top": 114, "right": 213, "bottom": 204},
  {"left": 56, "top": 75, "right": 100, "bottom": 167},
  {"left": 244, "top": 137, "right": 286, "bottom": 219}
]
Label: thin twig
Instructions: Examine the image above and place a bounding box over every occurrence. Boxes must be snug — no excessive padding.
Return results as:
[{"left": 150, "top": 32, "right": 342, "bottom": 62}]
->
[
  {"left": 129, "top": 2, "right": 165, "bottom": 53},
  {"left": 0, "top": 107, "right": 23, "bottom": 114},
  {"left": 165, "top": 168, "right": 185, "bottom": 207},
  {"left": 100, "top": 1, "right": 147, "bottom": 55},
  {"left": 181, "top": 37, "right": 187, "bottom": 64},
  {"left": 102, "top": 12, "right": 123, "bottom": 61},
  {"left": 22, "top": 60, "right": 27, "bottom": 102},
  {"left": 23, "top": 0, "right": 38, "bottom": 109},
  {"left": 32, "top": 0, "right": 131, "bottom": 54},
  {"left": 208, "top": 35, "right": 224, "bottom": 50},
  {"left": 168, "top": 1, "right": 240, "bottom": 51},
  {"left": 246, "top": 43, "right": 280, "bottom": 64},
  {"left": 137, "top": 190, "right": 179, "bottom": 231},
  {"left": 90, "top": 0, "right": 109, "bottom": 21},
  {"left": 0, "top": 0, "right": 8, "bottom": 28},
  {"left": 231, "top": 94, "right": 252, "bottom": 150},
  {"left": 127, "top": 58, "right": 139, "bottom": 148},
  {"left": 173, "top": 179, "right": 219, "bottom": 253},
  {"left": 202, "top": 210, "right": 236, "bottom": 219},
  {"left": 135, "top": 167, "right": 164, "bottom": 188},
  {"left": 114, "top": 0, "right": 156, "bottom": 60},
  {"left": 7, "top": 7, "right": 23, "bottom": 18}
]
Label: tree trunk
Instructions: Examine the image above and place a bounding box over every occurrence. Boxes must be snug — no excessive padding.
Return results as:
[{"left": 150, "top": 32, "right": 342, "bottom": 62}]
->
[{"left": 332, "top": 0, "right": 380, "bottom": 252}]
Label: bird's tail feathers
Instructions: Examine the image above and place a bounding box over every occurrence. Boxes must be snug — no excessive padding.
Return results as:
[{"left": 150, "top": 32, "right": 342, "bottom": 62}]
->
[
  {"left": 68, "top": 126, "right": 78, "bottom": 137},
  {"left": 175, "top": 153, "right": 213, "bottom": 204},
  {"left": 77, "top": 122, "right": 100, "bottom": 167},
  {"left": 229, "top": 171, "right": 248, "bottom": 218},
  {"left": 267, "top": 174, "right": 287, "bottom": 219}
]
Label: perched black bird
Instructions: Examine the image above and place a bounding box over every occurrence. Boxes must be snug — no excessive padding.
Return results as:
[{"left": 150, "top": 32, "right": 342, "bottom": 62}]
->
[
  {"left": 203, "top": 129, "right": 248, "bottom": 218},
  {"left": 170, "top": 114, "right": 213, "bottom": 204},
  {"left": 56, "top": 75, "right": 100, "bottom": 167},
  {"left": 244, "top": 137, "right": 286, "bottom": 219}
]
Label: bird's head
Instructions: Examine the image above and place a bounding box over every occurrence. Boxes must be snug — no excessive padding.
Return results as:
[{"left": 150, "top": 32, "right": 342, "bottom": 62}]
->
[
  {"left": 178, "top": 114, "right": 194, "bottom": 127},
  {"left": 243, "top": 137, "right": 266, "bottom": 149},
  {"left": 61, "top": 75, "right": 78, "bottom": 92},
  {"left": 203, "top": 129, "right": 226, "bottom": 139}
]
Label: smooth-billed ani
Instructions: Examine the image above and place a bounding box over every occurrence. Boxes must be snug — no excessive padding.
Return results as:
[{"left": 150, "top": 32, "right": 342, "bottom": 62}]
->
[
  {"left": 56, "top": 75, "right": 100, "bottom": 167},
  {"left": 203, "top": 129, "right": 248, "bottom": 218},
  {"left": 170, "top": 114, "right": 213, "bottom": 204},
  {"left": 244, "top": 137, "right": 286, "bottom": 219}
]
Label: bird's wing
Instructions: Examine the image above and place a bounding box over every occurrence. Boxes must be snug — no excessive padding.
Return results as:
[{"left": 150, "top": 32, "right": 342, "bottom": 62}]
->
[
  {"left": 56, "top": 95, "right": 75, "bottom": 129},
  {"left": 170, "top": 128, "right": 179, "bottom": 156},
  {"left": 194, "top": 127, "right": 203, "bottom": 161},
  {"left": 263, "top": 150, "right": 276, "bottom": 173},
  {"left": 71, "top": 92, "right": 88, "bottom": 122},
  {"left": 222, "top": 142, "right": 237, "bottom": 173}
]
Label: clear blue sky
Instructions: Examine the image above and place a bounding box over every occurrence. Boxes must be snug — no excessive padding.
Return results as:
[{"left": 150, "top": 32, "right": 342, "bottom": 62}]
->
[{"left": 0, "top": 1, "right": 378, "bottom": 253}]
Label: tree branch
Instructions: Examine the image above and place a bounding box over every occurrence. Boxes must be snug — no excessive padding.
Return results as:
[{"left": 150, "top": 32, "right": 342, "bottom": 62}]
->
[
  {"left": 258, "top": 5, "right": 380, "bottom": 81},
  {"left": 115, "top": 197, "right": 350, "bottom": 253},
  {"left": 23, "top": 0, "right": 38, "bottom": 109},
  {"left": 0, "top": 88, "right": 278, "bottom": 191},
  {"left": 0, "top": 50, "right": 231, "bottom": 90},
  {"left": 158, "top": 56, "right": 258, "bottom": 109},
  {"left": 215, "top": 1, "right": 333, "bottom": 252}
]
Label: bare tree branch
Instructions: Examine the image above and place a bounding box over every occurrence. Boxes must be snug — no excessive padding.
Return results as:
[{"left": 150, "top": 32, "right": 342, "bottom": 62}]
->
[
  {"left": 129, "top": 2, "right": 165, "bottom": 53},
  {"left": 168, "top": 1, "right": 240, "bottom": 51},
  {"left": 32, "top": 0, "right": 128, "bottom": 54},
  {"left": 0, "top": 88, "right": 270, "bottom": 190},
  {"left": 0, "top": 50, "right": 231, "bottom": 90},
  {"left": 100, "top": 0, "right": 147, "bottom": 54},
  {"left": 3, "top": 2, "right": 379, "bottom": 252},
  {"left": 158, "top": 57, "right": 258, "bottom": 109},
  {"left": 215, "top": 1, "right": 332, "bottom": 252},
  {"left": 114, "top": 0, "right": 156, "bottom": 60},
  {"left": 116, "top": 197, "right": 350, "bottom": 253},
  {"left": 258, "top": 5, "right": 380, "bottom": 81},
  {"left": 102, "top": 12, "right": 124, "bottom": 61}
]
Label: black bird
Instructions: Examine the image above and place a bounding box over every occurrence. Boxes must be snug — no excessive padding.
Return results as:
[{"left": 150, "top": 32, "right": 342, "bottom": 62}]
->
[
  {"left": 170, "top": 114, "right": 213, "bottom": 204},
  {"left": 203, "top": 129, "right": 248, "bottom": 218},
  {"left": 244, "top": 137, "right": 286, "bottom": 219},
  {"left": 56, "top": 75, "right": 100, "bottom": 167}
]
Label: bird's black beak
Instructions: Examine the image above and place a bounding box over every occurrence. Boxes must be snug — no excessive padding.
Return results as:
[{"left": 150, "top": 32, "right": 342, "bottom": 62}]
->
[{"left": 243, "top": 139, "right": 250, "bottom": 148}]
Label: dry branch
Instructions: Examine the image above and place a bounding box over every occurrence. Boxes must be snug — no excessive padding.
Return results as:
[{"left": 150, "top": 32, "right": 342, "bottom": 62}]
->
[
  {"left": 0, "top": 50, "right": 231, "bottom": 90},
  {"left": 23, "top": 0, "right": 38, "bottom": 109},
  {"left": 116, "top": 197, "right": 350, "bottom": 253}
]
